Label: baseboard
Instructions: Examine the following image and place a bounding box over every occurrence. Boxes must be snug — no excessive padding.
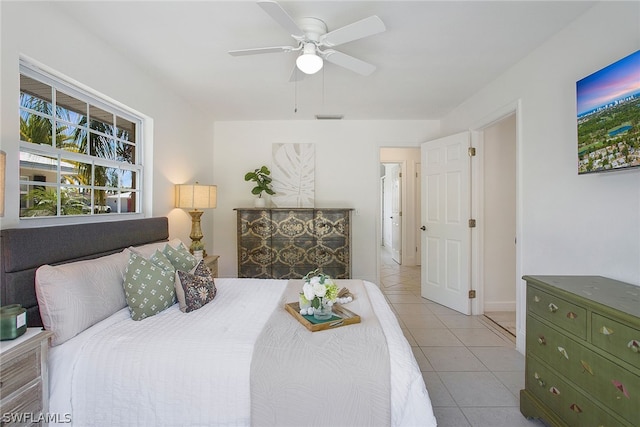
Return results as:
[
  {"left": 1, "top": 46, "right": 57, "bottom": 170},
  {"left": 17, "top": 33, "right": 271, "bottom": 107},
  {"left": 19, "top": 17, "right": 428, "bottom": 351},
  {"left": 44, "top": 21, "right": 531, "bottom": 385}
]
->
[{"left": 483, "top": 301, "right": 516, "bottom": 311}]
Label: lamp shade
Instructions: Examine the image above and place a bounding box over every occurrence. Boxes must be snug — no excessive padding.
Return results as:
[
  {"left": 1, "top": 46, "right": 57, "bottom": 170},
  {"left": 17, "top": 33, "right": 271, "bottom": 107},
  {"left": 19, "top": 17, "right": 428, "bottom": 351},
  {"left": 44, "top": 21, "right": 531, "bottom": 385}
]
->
[{"left": 175, "top": 183, "right": 217, "bottom": 209}]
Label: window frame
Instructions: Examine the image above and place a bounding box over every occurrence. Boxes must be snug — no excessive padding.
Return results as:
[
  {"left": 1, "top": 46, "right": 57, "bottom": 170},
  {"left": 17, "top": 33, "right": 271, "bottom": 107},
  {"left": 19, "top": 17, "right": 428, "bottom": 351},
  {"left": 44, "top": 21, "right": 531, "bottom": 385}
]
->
[{"left": 19, "top": 60, "right": 145, "bottom": 221}]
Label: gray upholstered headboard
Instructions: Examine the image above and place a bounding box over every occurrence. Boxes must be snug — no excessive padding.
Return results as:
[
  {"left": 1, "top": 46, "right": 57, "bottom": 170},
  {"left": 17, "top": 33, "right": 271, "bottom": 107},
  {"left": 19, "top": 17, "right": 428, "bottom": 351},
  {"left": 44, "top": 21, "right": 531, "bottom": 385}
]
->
[{"left": 0, "top": 217, "right": 169, "bottom": 327}]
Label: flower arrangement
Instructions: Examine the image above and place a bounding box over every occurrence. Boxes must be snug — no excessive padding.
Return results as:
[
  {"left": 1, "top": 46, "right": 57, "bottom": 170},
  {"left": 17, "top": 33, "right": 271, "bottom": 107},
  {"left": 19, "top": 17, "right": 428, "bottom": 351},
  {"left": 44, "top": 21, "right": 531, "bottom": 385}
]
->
[{"left": 299, "top": 269, "right": 339, "bottom": 316}]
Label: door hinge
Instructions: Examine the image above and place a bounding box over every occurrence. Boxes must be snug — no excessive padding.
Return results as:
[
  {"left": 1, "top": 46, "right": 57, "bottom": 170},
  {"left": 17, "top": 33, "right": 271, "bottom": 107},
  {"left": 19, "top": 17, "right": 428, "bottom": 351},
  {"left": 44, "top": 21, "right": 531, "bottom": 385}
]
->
[
  {"left": 468, "top": 147, "right": 476, "bottom": 157},
  {"left": 399, "top": 172, "right": 402, "bottom": 177},
  {"left": 469, "top": 290, "right": 476, "bottom": 299},
  {"left": 468, "top": 218, "right": 476, "bottom": 228}
]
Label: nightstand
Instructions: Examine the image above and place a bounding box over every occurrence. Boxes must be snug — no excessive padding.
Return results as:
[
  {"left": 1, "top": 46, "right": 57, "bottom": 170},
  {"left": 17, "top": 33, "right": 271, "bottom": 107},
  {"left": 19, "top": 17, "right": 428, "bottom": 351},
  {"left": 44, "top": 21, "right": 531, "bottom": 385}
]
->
[
  {"left": 204, "top": 255, "right": 219, "bottom": 278},
  {"left": 0, "top": 328, "right": 53, "bottom": 425}
]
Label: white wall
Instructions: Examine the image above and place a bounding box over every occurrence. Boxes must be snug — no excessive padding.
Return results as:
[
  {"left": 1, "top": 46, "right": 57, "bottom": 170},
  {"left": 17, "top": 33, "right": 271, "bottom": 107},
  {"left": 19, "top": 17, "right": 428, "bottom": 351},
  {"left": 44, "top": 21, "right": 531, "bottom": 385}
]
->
[
  {"left": 212, "top": 120, "right": 439, "bottom": 281},
  {"left": 441, "top": 1, "right": 640, "bottom": 351},
  {"left": 0, "top": 2, "right": 214, "bottom": 251}
]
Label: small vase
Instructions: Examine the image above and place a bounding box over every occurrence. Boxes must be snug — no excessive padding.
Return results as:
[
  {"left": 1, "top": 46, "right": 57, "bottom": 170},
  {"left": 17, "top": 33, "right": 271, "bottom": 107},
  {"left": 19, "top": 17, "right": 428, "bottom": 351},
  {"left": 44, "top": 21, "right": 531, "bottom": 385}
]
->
[
  {"left": 313, "top": 300, "right": 333, "bottom": 321},
  {"left": 254, "top": 197, "right": 266, "bottom": 208}
]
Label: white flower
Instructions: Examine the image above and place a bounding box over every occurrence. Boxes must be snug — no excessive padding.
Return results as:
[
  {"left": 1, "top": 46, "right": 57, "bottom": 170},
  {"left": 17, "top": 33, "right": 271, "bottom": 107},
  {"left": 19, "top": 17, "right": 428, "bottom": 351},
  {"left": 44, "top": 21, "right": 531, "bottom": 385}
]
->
[
  {"left": 303, "top": 283, "right": 315, "bottom": 301},
  {"left": 309, "top": 276, "right": 321, "bottom": 285},
  {"left": 313, "top": 282, "right": 327, "bottom": 298}
]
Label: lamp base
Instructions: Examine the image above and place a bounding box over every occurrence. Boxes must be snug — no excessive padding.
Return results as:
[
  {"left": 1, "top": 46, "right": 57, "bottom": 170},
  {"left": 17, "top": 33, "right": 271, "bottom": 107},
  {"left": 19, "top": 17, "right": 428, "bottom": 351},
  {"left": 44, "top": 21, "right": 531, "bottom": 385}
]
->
[{"left": 188, "top": 210, "right": 207, "bottom": 257}]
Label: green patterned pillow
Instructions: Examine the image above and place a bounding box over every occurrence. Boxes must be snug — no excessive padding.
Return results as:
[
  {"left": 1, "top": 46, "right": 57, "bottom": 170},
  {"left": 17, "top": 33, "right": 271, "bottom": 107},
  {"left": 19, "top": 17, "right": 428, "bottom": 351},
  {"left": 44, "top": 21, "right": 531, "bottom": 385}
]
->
[
  {"left": 149, "top": 249, "right": 175, "bottom": 273},
  {"left": 123, "top": 252, "right": 176, "bottom": 321},
  {"left": 163, "top": 243, "right": 197, "bottom": 271},
  {"left": 149, "top": 250, "right": 177, "bottom": 304}
]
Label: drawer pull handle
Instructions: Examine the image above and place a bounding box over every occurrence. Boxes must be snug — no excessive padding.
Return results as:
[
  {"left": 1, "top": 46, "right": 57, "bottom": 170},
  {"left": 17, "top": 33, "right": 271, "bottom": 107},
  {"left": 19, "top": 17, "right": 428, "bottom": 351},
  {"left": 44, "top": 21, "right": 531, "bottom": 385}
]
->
[
  {"left": 612, "top": 380, "right": 629, "bottom": 399},
  {"left": 549, "top": 386, "right": 560, "bottom": 395},
  {"left": 566, "top": 312, "right": 577, "bottom": 320},
  {"left": 558, "top": 346, "right": 569, "bottom": 360},
  {"left": 548, "top": 303, "right": 558, "bottom": 313},
  {"left": 537, "top": 335, "right": 546, "bottom": 345},
  {"left": 534, "top": 295, "right": 541, "bottom": 303},
  {"left": 580, "top": 360, "right": 594, "bottom": 375},
  {"left": 599, "top": 325, "right": 614, "bottom": 336},
  {"left": 569, "top": 403, "right": 582, "bottom": 413},
  {"left": 534, "top": 372, "right": 545, "bottom": 387},
  {"left": 627, "top": 339, "right": 639, "bottom": 353}
]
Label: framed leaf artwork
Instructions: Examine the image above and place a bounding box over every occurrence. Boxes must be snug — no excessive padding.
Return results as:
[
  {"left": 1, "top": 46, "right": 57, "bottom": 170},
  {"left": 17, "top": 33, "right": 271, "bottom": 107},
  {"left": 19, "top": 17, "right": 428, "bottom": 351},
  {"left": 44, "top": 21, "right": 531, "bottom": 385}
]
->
[{"left": 271, "top": 143, "right": 315, "bottom": 207}]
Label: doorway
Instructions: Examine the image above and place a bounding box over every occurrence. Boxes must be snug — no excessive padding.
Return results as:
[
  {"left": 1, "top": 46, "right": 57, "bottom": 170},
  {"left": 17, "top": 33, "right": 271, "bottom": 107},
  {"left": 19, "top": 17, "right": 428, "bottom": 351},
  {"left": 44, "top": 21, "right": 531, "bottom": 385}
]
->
[
  {"left": 381, "top": 163, "right": 402, "bottom": 264},
  {"left": 379, "top": 148, "right": 421, "bottom": 267},
  {"left": 480, "top": 114, "right": 517, "bottom": 336}
]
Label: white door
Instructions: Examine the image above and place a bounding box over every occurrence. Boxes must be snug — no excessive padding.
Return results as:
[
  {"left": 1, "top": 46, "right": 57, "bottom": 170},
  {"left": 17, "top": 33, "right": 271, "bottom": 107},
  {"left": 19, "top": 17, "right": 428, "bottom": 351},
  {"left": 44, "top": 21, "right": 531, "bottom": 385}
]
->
[
  {"left": 421, "top": 132, "right": 472, "bottom": 315},
  {"left": 391, "top": 165, "right": 402, "bottom": 264},
  {"left": 416, "top": 162, "right": 422, "bottom": 266}
]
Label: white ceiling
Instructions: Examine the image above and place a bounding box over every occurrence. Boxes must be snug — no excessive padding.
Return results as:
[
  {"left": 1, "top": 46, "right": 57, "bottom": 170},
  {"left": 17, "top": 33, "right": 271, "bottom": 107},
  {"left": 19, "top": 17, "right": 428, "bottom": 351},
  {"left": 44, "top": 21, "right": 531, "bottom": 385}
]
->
[{"left": 54, "top": 1, "right": 595, "bottom": 121}]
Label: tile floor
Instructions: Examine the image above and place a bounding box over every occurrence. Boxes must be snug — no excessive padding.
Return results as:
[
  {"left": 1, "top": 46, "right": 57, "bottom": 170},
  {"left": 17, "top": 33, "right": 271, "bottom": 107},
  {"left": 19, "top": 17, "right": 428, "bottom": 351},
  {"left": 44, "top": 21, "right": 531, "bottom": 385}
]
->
[{"left": 379, "top": 250, "right": 545, "bottom": 427}]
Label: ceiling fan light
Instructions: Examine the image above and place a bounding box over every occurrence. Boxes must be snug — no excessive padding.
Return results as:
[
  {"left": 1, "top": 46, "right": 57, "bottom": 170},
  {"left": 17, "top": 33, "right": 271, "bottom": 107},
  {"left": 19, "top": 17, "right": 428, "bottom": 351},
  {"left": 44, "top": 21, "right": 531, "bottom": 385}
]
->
[{"left": 296, "top": 44, "right": 323, "bottom": 74}]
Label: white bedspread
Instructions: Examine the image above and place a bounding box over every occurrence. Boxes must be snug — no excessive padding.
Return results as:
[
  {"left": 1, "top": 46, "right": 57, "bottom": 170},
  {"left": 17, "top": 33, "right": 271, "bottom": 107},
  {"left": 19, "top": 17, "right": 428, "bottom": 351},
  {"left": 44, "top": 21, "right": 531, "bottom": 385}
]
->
[{"left": 48, "top": 279, "right": 436, "bottom": 427}]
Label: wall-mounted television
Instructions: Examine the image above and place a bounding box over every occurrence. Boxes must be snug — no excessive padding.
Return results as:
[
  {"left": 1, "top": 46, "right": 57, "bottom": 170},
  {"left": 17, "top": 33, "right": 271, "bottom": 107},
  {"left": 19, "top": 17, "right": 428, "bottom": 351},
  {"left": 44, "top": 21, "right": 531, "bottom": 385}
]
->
[{"left": 577, "top": 49, "right": 640, "bottom": 174}]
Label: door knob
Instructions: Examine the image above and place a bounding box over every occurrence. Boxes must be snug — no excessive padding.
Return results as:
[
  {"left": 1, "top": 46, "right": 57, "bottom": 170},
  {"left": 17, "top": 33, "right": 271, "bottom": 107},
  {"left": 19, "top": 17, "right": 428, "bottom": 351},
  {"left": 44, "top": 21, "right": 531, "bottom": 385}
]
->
[{"left": 420, "top": 226, "right": 426, "bottom": 231}]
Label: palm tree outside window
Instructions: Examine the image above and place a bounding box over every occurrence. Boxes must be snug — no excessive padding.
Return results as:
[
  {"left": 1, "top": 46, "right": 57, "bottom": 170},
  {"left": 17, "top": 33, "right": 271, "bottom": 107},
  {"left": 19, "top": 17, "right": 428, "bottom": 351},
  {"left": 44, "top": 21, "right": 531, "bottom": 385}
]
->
[{"left": 18, "top": 61, "right": 142, "bottom": 218}]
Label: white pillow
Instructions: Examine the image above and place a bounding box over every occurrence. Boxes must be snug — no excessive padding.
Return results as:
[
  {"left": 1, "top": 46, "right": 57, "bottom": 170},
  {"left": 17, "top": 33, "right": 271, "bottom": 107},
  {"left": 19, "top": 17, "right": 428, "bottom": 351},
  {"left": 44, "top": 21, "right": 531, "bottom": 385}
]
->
[
  {"left": 127, "top": 238, "right": 184, "bottom": 258},
  {"left": 35, "top": 250, "right": 130, "bottom": 346}
]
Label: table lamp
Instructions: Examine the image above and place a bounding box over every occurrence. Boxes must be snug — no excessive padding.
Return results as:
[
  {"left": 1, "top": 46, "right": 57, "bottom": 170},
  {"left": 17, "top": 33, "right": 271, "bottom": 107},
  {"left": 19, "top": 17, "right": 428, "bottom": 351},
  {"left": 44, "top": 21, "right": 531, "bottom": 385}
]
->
[{"left": 175, "top": 183, "right": 217, "bottom": 255}]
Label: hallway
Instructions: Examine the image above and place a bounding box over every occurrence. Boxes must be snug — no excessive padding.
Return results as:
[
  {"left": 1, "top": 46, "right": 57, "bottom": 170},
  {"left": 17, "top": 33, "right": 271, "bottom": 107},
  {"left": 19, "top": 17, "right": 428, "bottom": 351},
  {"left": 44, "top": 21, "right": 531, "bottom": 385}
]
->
[{"left": 379, "top": 249, "right": 543, "bottom": 426}]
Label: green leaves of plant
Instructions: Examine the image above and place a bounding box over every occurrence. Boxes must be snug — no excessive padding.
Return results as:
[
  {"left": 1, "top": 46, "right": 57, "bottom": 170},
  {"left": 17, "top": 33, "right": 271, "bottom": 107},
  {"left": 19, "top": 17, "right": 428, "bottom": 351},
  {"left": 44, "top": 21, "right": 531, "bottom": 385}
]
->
[{"left": 244, "top": 166, "right": 275, "bottom": 196}]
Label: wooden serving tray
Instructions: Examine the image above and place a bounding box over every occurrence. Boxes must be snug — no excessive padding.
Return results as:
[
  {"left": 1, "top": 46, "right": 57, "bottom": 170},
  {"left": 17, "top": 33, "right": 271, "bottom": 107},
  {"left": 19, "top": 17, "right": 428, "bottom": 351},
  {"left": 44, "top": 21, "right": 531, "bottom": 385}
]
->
[{"left": 284, "top": 302, "right": 361, "bottom": 332}]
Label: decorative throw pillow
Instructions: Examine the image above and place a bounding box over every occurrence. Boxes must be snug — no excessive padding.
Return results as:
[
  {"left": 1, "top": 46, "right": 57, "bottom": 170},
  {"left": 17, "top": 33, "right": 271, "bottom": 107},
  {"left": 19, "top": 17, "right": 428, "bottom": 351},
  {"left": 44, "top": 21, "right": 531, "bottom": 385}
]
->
[
  {"left": 35, "top": 250, "right": 130, "bottom": 346},
  {"left": 163, "top": 242, "right": 197, "bottom": 272},
  {"left": 175, "top": 260, "right": 216, "bottom": 313},
  {"left": 123, "top": 252, "right": 176, "bottom": 321},
  {"left": 149, "top": 249, "right": 175, "bottom": 273},
  {"left": 128, "top": 238, "right": 184, "bottom": 259},
  {"left": 149, "top": 249, "right": 177, "bottom": 304}
]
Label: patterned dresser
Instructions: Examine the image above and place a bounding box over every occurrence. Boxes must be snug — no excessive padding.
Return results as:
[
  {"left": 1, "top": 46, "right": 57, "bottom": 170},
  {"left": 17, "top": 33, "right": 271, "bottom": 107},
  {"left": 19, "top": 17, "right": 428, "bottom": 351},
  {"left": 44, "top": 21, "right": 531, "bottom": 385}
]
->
[
  {"left": 520, "top": 275, "right": 640, "bottom": 427},
  {"left": 235, "top": 208, "right": 352, "bottom": 279}
]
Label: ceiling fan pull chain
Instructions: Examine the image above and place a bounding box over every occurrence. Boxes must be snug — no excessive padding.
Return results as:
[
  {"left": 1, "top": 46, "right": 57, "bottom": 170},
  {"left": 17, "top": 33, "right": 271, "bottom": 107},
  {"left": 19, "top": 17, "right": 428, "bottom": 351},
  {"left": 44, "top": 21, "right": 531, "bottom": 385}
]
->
[{"left": 294, "top": 76, "right": 298, "bottom": 113}]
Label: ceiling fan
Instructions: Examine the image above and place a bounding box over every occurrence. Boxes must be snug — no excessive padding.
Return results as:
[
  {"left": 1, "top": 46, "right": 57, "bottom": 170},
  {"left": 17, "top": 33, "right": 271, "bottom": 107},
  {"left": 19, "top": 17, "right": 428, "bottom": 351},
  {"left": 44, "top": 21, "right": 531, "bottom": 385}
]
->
[{"left": 228, "top": 0, "right": 386, "bottom": 80}]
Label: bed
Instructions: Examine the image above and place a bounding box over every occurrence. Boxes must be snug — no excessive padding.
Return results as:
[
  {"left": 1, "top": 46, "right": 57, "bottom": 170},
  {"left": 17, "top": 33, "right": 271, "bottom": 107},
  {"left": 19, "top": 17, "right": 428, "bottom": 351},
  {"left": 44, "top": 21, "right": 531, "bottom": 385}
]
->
[{"left": 0, "top": 217, "right": 436, "bottom": 427}]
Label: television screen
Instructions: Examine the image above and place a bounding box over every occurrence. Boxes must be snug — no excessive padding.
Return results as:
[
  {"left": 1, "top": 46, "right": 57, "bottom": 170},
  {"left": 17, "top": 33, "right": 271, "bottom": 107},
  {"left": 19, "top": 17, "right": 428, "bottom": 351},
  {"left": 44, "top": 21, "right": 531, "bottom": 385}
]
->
[{"left": 577, "top": 49, "right": 640, "bottom": 174}]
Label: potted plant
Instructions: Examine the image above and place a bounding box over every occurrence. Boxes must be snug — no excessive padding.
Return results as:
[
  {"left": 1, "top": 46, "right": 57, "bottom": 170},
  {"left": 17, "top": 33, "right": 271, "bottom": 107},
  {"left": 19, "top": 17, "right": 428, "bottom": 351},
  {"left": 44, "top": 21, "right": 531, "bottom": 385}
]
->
[{"left": 244, "top": 166, "right": 275, "bottom": 207}]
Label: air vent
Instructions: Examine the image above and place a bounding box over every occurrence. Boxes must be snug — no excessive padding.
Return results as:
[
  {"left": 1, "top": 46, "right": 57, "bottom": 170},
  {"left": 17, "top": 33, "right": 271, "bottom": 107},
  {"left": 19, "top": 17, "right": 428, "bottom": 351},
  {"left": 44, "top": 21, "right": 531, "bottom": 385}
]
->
[{"left": 315, "top": 114, "right": 344, "bottom": 120}]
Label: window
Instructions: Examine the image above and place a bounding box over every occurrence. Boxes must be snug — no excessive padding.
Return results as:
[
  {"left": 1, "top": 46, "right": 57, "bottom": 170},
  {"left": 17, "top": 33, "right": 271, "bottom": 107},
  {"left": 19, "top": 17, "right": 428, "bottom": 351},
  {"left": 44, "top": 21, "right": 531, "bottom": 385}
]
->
[{"left": 19, "top": 62, "right": 143, "bottom": 218}]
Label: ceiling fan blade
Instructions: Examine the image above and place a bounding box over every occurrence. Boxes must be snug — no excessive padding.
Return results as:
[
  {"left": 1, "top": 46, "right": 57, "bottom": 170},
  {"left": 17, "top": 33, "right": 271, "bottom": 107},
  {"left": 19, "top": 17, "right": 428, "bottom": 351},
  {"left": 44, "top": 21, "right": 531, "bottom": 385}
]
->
[
  {"left": 228, "top": 46, "right": 293, "bottom": 56},
  {"left": 320, "top": 16, "right": 385, "bottom": 47},
  {"left": 257, "top": 1, "right": 304, "bottom": 38},
  {"left": 323, "top": 50, "right": 376, "bottom": 76}
]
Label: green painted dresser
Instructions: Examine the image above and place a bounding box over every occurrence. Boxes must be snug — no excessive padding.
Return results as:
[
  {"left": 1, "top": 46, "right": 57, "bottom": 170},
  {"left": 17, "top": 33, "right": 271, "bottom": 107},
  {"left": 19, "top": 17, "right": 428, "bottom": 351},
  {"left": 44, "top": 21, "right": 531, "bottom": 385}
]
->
[
  {"left": 520, "top": 275, "right": 640, "bottom": 427},
  {"left": 235, "top": 208, "right": 352, "bottom": 279}
]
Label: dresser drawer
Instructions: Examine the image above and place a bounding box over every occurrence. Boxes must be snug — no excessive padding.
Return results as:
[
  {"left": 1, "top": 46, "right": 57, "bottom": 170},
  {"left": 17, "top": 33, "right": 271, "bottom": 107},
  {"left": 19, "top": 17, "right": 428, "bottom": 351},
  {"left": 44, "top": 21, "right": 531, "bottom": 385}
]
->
[
  {"left": 271, "top": 210, "right": 313, "bottom": 239},
  {"left": 239, "top": 210, "right": 274, "bottom": 238},
  {"left": 527, "top": 286, "right": 586, "bottom": 339},
  {"left": 592, "top": 313, "right": 640, "bottom": 370},
  {"left": 0, "top": 348, "right": 40, "bottom": 398},
  {"left": 1, "top": 382, "right": 42, "bottom": 426},
  {"left": 526, "top": 357, "right": 629, "bottom": 427},
  {"left": 527, "top": 316, "right": 640, "bottom": 425}
]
